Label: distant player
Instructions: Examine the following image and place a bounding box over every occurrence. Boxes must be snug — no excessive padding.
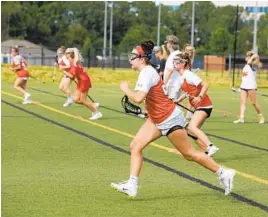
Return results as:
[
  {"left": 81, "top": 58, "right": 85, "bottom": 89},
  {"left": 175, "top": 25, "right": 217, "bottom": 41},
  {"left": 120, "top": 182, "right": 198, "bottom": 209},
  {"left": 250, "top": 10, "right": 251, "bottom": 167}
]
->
[
  {"left": 10, "top": 47, "right": 31, "bottom": 104},
  {"left": 233, "top": 51, "right": 265, "bottom": 124},
  {"left": 65, "top": 48, "right": 102, "bottom": 120},
  {"left": 163, "top": 35, "right": 182, "bottom": 100},
  {"left": 56, "top": 46, "right": 73, "bottom": 107},
  {"left": 110, "top": 40, "right": 235, "bottom": 198},
  {"left": 183, "top": 44, "right": 196, "bottom": 121},
  {"left": 173, "top": 52, "right": 219, "bottom": 156}
]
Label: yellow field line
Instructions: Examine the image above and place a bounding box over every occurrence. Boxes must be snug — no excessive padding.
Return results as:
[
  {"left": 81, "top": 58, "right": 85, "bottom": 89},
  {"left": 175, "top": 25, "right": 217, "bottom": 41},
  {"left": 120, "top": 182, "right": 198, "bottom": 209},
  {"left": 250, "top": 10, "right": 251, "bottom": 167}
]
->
[{"left": 2, "top": 90, "right": 268, "bottom": 186}]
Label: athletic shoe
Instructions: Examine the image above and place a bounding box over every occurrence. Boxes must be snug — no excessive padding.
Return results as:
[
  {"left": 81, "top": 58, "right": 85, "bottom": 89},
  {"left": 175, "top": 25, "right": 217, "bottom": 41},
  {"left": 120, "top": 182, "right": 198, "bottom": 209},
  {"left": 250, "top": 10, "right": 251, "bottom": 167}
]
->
[
  {"left": 218, "top": 169, "right": 235, "bottom": 195},
  {"left": 22, "top": 100, "right": 32, "bottom": 105},
  {"left": 258, "top": 115, "right": 265, "bottom": 124},
  {"left": 89, "top": 111, "right": 102, "bottom": 120},
  {"left": 110, "top": 180, "right": 138, "bottom": 198},
  {"left": 63, "top": 98, "right": 73, "bottom": 108},
  {"left": 207, "top": 145, "right": 219, "bottom": 157},
  {"left": 233, "top": 118, "right": 244, "bottom": 124},
  {"left": 24, "top": 93, "right": 31, "bottom": 101}
]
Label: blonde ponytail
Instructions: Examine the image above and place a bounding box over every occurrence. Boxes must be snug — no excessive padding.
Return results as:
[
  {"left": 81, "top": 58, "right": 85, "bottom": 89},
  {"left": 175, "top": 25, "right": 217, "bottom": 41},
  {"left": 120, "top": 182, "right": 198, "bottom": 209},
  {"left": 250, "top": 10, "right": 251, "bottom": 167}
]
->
[{"left": 246, "top": 51, "right": 262, "bottom": 69}]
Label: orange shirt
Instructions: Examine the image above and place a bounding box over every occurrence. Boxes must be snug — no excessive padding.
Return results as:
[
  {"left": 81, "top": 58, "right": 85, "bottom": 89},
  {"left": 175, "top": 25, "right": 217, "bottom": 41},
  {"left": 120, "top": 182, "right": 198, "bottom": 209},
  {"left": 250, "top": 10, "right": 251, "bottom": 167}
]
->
[
  {"left": 135, "top": 65, "right": 176, "bottom": 124},
  {"left": 69, "top": 63, "right": 90, "bottom": 82},
  {"left": 181, "top": 70, "right": 212, "bottom": 109},
  {"left": 12, "top": 55, "right": 29, "bottom": 77}
]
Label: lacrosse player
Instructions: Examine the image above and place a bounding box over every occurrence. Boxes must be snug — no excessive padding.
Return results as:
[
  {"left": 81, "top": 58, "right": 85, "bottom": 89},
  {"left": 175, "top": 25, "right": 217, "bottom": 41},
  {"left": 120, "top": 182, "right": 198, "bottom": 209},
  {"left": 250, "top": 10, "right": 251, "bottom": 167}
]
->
[
  {"left": 10, "top": 47, "right": 32, "bottom": 104},
  {"left": 233, "top": 51, "right": 265, "bottom": 124},
  {"left": 110, "top": 40, "right": 235, "bottom": 198},
  {"left": 173, "top": 52, "right": 219, "bottom": 156},
  {"left": 56, "top": 46, "right": 74, "bottom": 107},
  {"left": 65, "top": 48, "right": 102, "bottom": 120}
]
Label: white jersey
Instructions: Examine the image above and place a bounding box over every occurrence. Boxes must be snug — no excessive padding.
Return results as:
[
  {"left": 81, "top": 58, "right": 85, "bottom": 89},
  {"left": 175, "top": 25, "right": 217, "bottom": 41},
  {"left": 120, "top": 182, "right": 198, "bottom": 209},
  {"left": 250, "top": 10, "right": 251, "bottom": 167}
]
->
[
  {"left": 135, "top": 65, "right": 160, "bottom": 93},
  {"left": 58, "top": 55, "right": 70, "bottom": 67},
  {"left": 240, "top": 64, "right": 257, "bottom": 89},
  {"left": 163, "top": 50, "right": 182, "bottom": 87}
]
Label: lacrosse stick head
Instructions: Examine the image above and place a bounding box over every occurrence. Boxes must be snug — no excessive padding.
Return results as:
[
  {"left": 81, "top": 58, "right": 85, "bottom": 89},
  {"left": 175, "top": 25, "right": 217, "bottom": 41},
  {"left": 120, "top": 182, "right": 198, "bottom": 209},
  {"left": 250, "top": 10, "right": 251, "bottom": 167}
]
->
[{"left": 121, "top": 95, "right": 143, "bottom": 115}]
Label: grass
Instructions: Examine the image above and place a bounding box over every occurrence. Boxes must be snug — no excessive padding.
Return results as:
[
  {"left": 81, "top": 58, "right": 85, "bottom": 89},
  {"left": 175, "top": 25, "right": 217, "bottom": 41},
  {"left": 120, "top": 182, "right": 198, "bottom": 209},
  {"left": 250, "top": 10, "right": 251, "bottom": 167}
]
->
[{"left": 1, "top": 75, "right": 268, "bottom": 217}]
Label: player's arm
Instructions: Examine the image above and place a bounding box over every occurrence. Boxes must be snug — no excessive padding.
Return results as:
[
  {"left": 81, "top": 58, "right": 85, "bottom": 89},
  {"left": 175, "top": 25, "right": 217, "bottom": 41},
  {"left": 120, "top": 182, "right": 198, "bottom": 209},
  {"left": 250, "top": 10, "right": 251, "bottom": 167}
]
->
[
  {"left": 120, "top": 81, "right": 147, "bottom": 104},
  {"left": 164, "top": 68, "right": 173, "bottom": 85},
  {"left": 10, "top": 64, "right": 21, "bottom": 71},
  {"left": 173, "top": 93, "right": 187, "bottom": 103},
  {"left": 198, "top": 81, "right": 209, "bottom": 98}
]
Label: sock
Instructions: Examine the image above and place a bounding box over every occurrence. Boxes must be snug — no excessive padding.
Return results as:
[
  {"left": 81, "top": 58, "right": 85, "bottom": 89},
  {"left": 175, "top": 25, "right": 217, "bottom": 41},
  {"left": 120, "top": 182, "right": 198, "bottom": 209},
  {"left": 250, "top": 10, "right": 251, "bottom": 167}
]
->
[
  {"left": 258, "top": 113, "right": 263, "bottom": 117},
  {"left": 216, "top": 166, "right": 224, "bottom": 176},
  {"left": 129, "top": 175, "right": 138, "bottom": 185},
  {"left": 240, "top": 116, "right": 244, "bottom": 120}
]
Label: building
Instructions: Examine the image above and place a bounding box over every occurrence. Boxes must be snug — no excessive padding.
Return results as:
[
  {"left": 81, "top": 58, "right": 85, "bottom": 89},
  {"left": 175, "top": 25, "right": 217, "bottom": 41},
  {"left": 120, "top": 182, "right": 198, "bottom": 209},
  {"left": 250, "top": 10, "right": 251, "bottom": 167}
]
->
[{"left": 1, "top": 39, "right": 56, "bottom": 66}]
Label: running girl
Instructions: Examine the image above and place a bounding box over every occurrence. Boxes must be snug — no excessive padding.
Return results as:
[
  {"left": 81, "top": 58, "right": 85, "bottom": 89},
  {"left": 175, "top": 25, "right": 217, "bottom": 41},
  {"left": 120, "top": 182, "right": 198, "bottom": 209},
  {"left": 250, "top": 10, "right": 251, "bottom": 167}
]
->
[
  {"left": 111, "top": 41, "right": 235, "bottom": 198},
  {"left": 233, "top": 51, "right": 265, "bottom": 124},
  {"left": 173, "top": 52, "right": 219, "bottom": 156},
  {"left": 10, "top": 47, "right": 31, "bottom": 104},
  {"left": 65, "top": 48, "right": 102, "bottom": 120},
  {"left": 56, "top": 46, "right": 73, "bottom": 107}
]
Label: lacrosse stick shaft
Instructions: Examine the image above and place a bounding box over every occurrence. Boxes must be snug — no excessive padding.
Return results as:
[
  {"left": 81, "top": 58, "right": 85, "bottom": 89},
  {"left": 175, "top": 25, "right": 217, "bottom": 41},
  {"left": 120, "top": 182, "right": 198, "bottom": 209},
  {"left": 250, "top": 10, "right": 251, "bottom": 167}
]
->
[
  {"left": 30, "top": 75, "right": 45, "bottom": 84},
  {"left": 176, "top": 103, "right": 194, "bottom": 113}
]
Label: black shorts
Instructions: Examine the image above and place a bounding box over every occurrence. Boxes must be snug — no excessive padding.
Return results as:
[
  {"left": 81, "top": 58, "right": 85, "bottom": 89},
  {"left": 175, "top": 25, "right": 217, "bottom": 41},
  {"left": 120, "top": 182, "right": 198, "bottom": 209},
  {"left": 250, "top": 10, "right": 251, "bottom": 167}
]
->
[
  {"left": 240, "top": 88, "right": 257, "bottom": 92},
  {"left": 194, "top": 107, "right": 213, "bottom": 119}
]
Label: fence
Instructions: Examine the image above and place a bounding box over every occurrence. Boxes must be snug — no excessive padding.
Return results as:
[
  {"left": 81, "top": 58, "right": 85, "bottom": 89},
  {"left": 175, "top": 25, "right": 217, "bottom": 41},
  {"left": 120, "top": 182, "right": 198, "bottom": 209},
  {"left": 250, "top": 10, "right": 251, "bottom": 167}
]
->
[{"left": 1, "top": 46, "right": 268, "bottom": 79}]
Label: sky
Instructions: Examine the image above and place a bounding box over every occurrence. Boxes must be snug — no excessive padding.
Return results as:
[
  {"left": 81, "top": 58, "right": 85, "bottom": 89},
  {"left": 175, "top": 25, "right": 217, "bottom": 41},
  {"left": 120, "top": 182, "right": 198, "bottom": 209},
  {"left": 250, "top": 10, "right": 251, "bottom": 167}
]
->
[{"left": 159, "top": 0, "right": 268, "bottom": 7}]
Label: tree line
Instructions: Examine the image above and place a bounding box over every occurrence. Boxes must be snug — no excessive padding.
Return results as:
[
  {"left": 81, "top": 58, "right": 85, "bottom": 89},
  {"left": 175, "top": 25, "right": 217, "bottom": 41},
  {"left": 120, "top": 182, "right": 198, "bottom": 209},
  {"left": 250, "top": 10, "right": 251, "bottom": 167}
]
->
[{"left": 1, "top": 1, "right": 268, "bottom": 56}]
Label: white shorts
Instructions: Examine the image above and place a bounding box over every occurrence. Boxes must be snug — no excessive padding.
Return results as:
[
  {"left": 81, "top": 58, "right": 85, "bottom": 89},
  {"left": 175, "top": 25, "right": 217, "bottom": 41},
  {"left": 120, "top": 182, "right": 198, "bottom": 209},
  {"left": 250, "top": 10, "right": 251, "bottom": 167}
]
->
[
  {"left": 22, "top": 77, "right": 29, "bottom": 81},
  {"left": 156, "top": 106, "right": 185, "bottom": 136}
]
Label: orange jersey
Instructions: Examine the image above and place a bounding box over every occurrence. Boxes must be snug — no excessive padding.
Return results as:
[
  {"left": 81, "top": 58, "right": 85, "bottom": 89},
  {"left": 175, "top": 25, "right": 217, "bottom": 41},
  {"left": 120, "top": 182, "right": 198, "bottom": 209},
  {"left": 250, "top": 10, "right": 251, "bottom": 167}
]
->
[
  {"left": 69, "top": 63, "right": 91, "bottom": 92},
  {"left": 181, "top": 70, "right": 212, "bottom": 109},
  {"left": 11, "top": 54, "right": 29, "bottom": 77},
  {"left": 135, "top": 65, "right": 176, "bottom": 124}
]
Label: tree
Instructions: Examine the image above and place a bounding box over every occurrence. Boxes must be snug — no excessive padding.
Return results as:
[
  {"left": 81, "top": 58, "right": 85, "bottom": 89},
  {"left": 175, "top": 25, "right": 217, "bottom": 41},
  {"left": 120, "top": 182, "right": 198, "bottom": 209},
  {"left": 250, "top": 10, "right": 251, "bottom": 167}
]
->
[{"left": 209, "top": 27, "right": 232, "bottom": 55}]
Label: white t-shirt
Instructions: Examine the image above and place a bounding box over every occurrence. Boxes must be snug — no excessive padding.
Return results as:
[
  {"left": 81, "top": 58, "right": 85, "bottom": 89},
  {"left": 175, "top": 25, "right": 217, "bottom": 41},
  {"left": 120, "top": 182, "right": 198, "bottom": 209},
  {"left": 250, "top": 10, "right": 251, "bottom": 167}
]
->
[
  {"left": 240, "top": 64, "right": 257, "bottom": 89},
  {"left": 12, "top": 55, "right": 23, "bottom": 65},
  {"left": 182, "top": 70, "right": 202, "bottom": 86},
  {"left": 135, "top": 65, "right": 160, "bottom": 93},
  {"left": 163, "top": 50, "right": 182, "bottom": 87},
  {"left": 58, "top": 55, "right": 70, "bottom": 67}
]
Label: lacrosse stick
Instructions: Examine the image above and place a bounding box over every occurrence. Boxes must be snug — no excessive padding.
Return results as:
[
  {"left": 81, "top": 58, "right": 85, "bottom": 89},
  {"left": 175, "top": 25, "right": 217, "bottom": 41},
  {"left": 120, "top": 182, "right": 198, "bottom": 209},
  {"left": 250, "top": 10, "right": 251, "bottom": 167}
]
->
[
  {"left": 30, "top": 75, "right": 45, "bottom": 84},
  {"left": 121, "top": 95, "right": 148, "bottom": 118}
]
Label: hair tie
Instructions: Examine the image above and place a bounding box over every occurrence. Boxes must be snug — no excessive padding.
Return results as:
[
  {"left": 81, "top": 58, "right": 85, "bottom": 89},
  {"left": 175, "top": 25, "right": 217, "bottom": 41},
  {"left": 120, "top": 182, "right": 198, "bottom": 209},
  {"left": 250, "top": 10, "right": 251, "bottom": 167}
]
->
[{"left": 136, "top": 46, "right": 144, "bottom": 56}]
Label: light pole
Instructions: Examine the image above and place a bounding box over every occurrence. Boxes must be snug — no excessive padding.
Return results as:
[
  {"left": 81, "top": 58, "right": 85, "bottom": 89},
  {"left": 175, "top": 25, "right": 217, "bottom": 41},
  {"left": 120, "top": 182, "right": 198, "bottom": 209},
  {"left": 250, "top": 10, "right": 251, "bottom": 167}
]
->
[
  {"left": 109, "top": 2, "right": 114, "bottom": 58},
  {"left": 191, "top": 1, "right": 195, "bottom": 46},
  {"left": 253, "top": 1, "right": 258, "bottom": 53},
  {"left": 157, "top": 3, "right": 161, "bottom": 46},
  {"left": 103, "top": 1, "right": 108, "bottom": 58}
]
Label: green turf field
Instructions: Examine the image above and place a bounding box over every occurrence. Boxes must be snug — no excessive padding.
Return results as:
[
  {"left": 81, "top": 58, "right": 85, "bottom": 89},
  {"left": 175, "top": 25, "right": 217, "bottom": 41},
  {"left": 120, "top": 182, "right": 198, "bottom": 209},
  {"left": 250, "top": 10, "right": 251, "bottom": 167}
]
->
[{"left": 2, "top": 80, "right": 268, "bottom": 217}]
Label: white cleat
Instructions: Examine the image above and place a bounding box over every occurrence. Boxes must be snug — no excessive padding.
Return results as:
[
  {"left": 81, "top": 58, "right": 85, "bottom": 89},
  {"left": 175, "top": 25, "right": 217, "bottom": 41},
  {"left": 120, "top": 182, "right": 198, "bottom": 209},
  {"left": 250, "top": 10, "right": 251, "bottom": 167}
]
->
[
  {"left": 207, "top": 145, "right": 219, "bottom": 157},
  {"left": 233, "top": 119, "right": 244, "bottom": 124},
  {"left": 63, "top": 99, "right": 73, "bottom": 108},
  {"left": 110, "top": 181, "right": 138, "bottom": 198},
  {"left": 22, "top": 100, "right": 32, "bottom": 105},
  {"left": 219, "top": 169, "right": 235, "bottom": 196},
  {"left": 258, "top": 115, "right": 265, "bottom": 124},
  {"left": 89, "top": 111, "right": 102, "bottom": 120},
  {"left": 24, "top": 93, "right": 31, "bottom": 101}
]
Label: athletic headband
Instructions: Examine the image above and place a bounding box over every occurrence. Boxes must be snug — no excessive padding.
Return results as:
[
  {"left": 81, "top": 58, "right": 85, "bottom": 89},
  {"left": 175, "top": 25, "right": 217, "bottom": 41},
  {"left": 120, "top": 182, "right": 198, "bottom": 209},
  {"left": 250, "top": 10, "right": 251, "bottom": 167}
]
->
[{"left": 136, "top": 46, "right": 145, "bottom": 56}]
